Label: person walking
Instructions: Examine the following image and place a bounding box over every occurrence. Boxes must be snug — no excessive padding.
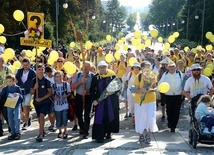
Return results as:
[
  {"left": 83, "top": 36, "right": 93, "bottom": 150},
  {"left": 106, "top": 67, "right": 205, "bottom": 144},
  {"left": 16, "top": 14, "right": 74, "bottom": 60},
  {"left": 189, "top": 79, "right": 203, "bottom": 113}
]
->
[{"left": 158, "top": 61, "right": 183, "bottom": 132}]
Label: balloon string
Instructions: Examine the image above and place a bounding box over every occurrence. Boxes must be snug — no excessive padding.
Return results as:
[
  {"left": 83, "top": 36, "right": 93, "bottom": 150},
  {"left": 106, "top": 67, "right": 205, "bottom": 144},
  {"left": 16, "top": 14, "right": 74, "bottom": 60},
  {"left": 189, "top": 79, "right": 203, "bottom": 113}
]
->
[
  {"left": 3, "top": 31, "right": 25, "bottom": 37},
  {"left": 20, "top": 21, "right": 27, "bottom": 30}
]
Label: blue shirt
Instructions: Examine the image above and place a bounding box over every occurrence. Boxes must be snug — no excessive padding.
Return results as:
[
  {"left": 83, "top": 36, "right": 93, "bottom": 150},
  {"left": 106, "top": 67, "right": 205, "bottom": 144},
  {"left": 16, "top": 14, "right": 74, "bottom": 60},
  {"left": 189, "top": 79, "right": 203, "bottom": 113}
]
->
[
  {"left": 195, "top": 102, "right": 214, "bottom": 121},
  {"left": 72, "top": 71, "right": 94, "bottom": 95}
]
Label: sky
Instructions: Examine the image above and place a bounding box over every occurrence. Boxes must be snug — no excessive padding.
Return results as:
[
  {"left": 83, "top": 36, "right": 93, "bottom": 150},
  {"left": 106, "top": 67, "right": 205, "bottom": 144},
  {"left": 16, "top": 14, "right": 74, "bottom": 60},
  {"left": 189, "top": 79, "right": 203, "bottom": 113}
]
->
[{"left": 101, "top": 0, "right": 152, "bottom": 9}]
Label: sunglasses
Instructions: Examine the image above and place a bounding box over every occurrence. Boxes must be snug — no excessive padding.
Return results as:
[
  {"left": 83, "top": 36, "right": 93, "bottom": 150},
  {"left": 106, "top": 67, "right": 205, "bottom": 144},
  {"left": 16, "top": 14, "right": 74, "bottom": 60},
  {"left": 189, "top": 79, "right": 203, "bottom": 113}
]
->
[
  {"left": 192, "top": 69, "right": 201, "bottom": 71},
  {"left": 57, "top": 61, "right": 63, "bottom": 63}
]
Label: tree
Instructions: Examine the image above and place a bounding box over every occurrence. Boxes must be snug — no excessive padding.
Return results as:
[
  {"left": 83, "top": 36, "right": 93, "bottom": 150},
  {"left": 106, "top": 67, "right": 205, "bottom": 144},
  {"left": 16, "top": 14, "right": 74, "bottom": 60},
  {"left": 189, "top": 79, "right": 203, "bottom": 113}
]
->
[{"left": 126, "top": 13, "right": 137, "bottom": 31}]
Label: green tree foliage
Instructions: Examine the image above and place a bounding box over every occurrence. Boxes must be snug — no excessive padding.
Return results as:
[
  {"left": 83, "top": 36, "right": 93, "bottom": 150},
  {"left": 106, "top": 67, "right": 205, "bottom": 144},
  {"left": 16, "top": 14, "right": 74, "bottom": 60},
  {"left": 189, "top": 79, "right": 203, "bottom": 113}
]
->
[{"left": 126, "top": 13, "right": 137, "bottom": 31}]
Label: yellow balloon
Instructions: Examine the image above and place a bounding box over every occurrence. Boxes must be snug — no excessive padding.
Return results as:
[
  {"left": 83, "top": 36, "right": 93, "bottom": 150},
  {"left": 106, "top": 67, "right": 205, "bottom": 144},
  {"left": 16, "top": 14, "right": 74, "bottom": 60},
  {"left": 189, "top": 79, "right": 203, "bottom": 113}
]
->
[
  {"left": 164, "top": 43, "right": 170, "bottom": 49},
  {"left": 197, "top": 45, "right": 202, "bottom": 51},
  {"left": 13, "top": 10, "right": 24, "bottom": 22},
  {"left": 47, "top": 58, "right": 55, "bottom": 66},
  {"left": 150, "top": 29, "right": 158, "bottom": 38},
  {"left": 158, "top": 37, "right": 163, "bottom": 43},
  {"left": 203, "top": 68, "right": 212, "bottom": 76},
  {"left": 136, "top": 44, "right": 143, "bottom": 50},
  {"left": 123, "top": 44, "right": 128, "bottom": 51},
  {"left": 4, "top": 48, "right": 15, "bottom": 60},
  {"left": 85, "top": 41, "right": 93, "bottom": 50},
  {"left": 50, "top": 50, "right": 59, "bottom": 61},
  {"left": 63, "top": 61, "right": 73, "bottom": 69},
  {"left": 140, "top": 44, "right": 145, "bottom": 49},
  {"left": 206, "top": 64, "right": 213, "bottom": 71},
  {"left": 129, "top": 57, "right": 137, "bottom": 66},
  {"left": 2, "top": 54, "right": 8, "bottom": 63},
  {"left": 184, "top": 47, "right": 189, "bottom": 52},
  {"left": 115, "top": 44, "right": 120, "bottom": 51},
  {"left": 114, "top": 51, "right": 121, "bottom": 60},
  {"left": 210, "top": 35, "right": 214, "bottom": 43},
  {"left": 145, "top": 39, "right": 152, "bottom": 47},
  {"left": 25, "top": 50, "right": 32, "bottom": 58},
  {"left": 191, "top": 48, "right": 197, "bottom": 53},
  {"left": 134, "top": 30, "right": 142, "bottom": 39},
  {"left": 106, "top": 35, "right": 111, "bottom": 41},
  {"left": 0, "top": 36, "right": 6, "bottom": 44},
  {"left": 70, "top": 42, "right": 75, "bottom": 48},
  {"left": 0, "top": 24, "right": 4, "bottom": 34},
  {"left": 30, "top": 57, "right": 35, "bottom": 61},
  {"left": 173, "top": 32, "right": 180, "bottom": 38},
  {"left": 13, "top": 61, "right": 21, "bottom": 69},
  {"left": 8, "top": 65, "right": 16, "bottom": 74},
  {"left": 168, "top": 35, "right": 175, "bottom": 43},
  {"left": 158, "top": 82, "right": 170, "bottom": 93},
  {"left": 121, "top": 37, "right": 126, "bottom": 42},
  {"left": 39, "top": 47, "right": 46, "bottom": 51},
  {"left": 105, "top": 54, "right": 114, "bottom": 63},
  {"left": 206, "top": 45, "right": 213, "bottom": 51},
  {"left": 143, "top": 35, "right": 148, "bottom": 40},
  {"left": 132, "top": 39, "right": 139, "bottom": 47},
  {"left": 118, "top": 40, "right": 123, "bottom": 45},
  {"left": 206, "top": 32, "right": 213, "bottom": 39},
  {"left": 63, "top": 62, "right": 76, "bottom": 74}
]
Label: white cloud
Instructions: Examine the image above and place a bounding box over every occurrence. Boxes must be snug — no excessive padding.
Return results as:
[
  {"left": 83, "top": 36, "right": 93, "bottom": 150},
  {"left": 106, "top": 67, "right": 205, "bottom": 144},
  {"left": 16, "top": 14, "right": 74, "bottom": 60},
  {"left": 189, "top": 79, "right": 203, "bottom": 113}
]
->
[{"left": 102, "top": 0, "right": 151, "bottom": 8}]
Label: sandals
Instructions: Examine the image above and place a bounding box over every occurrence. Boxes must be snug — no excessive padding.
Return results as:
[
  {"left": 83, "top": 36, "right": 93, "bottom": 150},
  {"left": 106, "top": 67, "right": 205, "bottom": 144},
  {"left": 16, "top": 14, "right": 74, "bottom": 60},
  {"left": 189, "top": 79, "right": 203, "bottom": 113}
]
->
[
  {"left": 58, "top": 132, "right": 63, "bottom": 138},
  {"left": 139, "top": 134, "right": 145, "bottom": 142},
  {"left": 145, "top": 133, "right": 151, "bottom": 143},
  {"left": 63, "top": 132, "right": 68, "bottom": 139}
]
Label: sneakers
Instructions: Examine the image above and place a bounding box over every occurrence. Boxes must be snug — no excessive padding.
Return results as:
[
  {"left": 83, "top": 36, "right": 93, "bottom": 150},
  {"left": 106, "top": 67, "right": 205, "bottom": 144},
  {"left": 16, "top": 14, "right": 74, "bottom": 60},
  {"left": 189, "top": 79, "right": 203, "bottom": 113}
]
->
[
  {"left": 161, "top": 116, "right": 165, "bottom": 122},
  {"left": 48, "top": 124, "right": 56, "bottom": 132},
  {"left": 128, "top": 113, "right": 132, "bottom": 117},
  {"left": 36, "top": 135, "right": 43, "bottom": 142},
  {"left": 203, "top": 127, "right": 210, "bottom": 134},
  {"left": 22, "top": 123, "right": 29, "bottom": 130},
  {"left": 14, "top": 133, "right": 21, "bottom": 140},
  {"left": 139, "top": 134, "right": 145, "bottom": 142},
  {"left": 8, "top": 134, "right": 15, "bottom": 140},
  {"left": 72, "top": 125, "right": 78, "bottom": 131},
  {"left": 211, "top": 127, "right": 214, "bottom": 134},
  {"left": 145, "top": 133, "right": 151, "bottom": 143},
  {"left": 124, "top": 114, "right": 128, "bottom": 119}
]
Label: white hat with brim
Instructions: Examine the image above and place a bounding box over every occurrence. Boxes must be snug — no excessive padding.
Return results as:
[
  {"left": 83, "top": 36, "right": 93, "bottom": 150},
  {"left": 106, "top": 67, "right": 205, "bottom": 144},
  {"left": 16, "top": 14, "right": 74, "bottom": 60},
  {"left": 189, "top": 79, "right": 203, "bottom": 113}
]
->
[
  {"left": 160, "top": 57, "right": 171, "bottom": 64},
  {"left": 168, "top": 61, "right": 176, "bottom": 67},
  {"left": 98, "top": 61, "right": 108, "bottom": 67},
  {"left": 190, "top": 64, "right": 202, "bottom": 71},
  {"left": 164, "top": 51, "right": 170, "bottom": 56},
  {"left": 132, "top": 62, "right": 141, "bottom": 68}
]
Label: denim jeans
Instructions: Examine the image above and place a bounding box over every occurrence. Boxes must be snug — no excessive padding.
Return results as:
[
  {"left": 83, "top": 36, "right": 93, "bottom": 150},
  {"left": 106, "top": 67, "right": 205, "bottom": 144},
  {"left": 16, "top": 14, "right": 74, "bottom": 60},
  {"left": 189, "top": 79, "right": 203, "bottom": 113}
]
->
[
  {"left": 55, "top": 109, "right": 68, "bottom": 128},
  {"left": 7, "top": 104, "right": 21, "bottom": 135}
]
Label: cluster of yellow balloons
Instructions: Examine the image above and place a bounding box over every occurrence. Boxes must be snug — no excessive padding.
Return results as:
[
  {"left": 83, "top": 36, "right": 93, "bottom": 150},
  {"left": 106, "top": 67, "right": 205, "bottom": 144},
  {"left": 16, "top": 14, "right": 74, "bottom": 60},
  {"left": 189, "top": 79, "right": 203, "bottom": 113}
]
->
[
  {"left": 13, "top": 10, "right": 24, "bottom": 22},
  {"left": 47, "top": 50, "right": 59, "bottom": 65},
  {"left": 63, "top": 61, "right": 76, "bottom": 75},
  {"left": 205, "top": 32, "right": 214, "bottom": 43},
  {"left": 158, "top": 82, "right": 170, "bottom": 93}
]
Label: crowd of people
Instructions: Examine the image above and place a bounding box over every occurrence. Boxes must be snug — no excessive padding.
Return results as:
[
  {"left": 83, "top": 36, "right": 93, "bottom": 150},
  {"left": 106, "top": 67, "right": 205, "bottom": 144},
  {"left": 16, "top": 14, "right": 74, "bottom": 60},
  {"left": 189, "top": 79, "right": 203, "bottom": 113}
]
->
[{"left": 0, "top": 42, "right": 214, "bottom": 144}]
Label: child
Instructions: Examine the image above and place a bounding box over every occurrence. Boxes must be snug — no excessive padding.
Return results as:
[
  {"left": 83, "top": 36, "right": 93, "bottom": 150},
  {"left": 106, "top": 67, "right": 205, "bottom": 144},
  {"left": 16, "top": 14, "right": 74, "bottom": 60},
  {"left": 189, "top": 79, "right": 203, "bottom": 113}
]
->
[
  {"left": 195, "top": 95, "right": 214, "bottom": 134},
  {"left": 0, "top": 74, "right": 22, "bottom": 140},
  {"left": 52, "top": 71, "right": 71, "bottom": 139}
]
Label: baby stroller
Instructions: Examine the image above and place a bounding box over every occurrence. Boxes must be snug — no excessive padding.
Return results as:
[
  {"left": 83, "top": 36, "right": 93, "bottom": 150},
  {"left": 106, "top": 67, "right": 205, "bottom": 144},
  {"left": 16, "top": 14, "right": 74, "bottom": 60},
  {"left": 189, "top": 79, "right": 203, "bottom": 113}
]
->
[{"left": 188, "top": 94, "right": 214, "bottom": 149}]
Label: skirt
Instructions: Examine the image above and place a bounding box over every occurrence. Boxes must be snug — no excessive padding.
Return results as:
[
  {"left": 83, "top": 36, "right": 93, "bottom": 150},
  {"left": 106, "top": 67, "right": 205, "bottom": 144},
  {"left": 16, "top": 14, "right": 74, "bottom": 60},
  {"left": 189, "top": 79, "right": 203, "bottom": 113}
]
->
[{"left": 134, "top": 102, "right": 158, "bottom": 134}]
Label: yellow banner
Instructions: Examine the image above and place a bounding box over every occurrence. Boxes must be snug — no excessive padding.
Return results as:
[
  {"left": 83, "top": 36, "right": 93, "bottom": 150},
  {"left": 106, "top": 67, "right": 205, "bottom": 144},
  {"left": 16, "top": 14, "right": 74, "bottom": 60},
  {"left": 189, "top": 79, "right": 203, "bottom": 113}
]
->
[{"left": 20, "top": 37, "right": 52, "bottom": 47}]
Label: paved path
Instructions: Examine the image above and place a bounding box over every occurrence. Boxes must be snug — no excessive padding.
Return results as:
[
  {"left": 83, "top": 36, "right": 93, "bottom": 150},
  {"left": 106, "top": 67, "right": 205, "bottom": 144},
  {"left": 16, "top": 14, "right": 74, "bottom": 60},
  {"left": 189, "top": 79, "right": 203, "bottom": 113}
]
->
[{"left": 1, "top": 102, "right": 214, "bottom": 154}]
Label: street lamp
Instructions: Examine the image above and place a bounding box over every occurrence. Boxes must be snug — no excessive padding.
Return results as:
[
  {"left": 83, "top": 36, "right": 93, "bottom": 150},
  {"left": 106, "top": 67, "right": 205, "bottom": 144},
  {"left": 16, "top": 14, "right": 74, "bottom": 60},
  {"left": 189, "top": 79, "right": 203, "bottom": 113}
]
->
[
  {"left": 56, "top": 0, "right": 68, "bottom": 47},
  {"left": 194, "top": 0, "right": 205, "bottom": 45},
  {"left": 180, "top": 9, "right": 190, "bottom": 40}
]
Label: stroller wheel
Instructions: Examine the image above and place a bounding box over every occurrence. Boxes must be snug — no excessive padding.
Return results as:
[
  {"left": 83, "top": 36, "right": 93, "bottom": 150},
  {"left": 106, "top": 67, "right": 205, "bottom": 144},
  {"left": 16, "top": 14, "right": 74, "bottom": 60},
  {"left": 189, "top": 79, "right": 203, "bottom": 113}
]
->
[
  {"left": 192, "top": 131, "right": 197, "bottom": 149},
  {"left": 188, "top": 129, "right": 193, "bottom": 145}
]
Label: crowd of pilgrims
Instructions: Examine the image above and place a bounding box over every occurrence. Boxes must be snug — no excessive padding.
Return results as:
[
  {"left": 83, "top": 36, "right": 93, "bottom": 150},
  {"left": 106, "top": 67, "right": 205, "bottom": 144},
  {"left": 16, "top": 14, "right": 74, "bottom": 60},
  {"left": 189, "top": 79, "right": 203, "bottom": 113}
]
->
[{"left": 0, "top": 43, "right": 214, "bottom": 143}]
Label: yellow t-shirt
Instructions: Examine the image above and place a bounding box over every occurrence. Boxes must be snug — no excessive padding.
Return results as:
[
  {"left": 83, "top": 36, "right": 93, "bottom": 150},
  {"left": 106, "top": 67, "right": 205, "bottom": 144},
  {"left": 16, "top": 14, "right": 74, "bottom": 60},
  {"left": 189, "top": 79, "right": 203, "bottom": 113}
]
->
[
  {"left": 97, "top": 54, "right": 105, "bottom": 64},
  {"left": 134, "top": 74, "right": 156, "bottom": 104},
  {"left": 187, "top": 58, "right": 194, "bottom": 67},
  {"left": 117, "top": 62, "right": 126, "bottom": 78}
]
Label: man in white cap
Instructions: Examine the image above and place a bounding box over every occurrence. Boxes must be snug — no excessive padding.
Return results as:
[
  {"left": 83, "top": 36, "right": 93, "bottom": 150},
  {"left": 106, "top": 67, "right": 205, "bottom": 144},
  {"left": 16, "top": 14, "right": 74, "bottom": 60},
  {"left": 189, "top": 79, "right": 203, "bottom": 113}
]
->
[
  {"left": 158, "top": 61, "right": 183, "bottom": 132},
  {"left": 183, "top": 64, "right": 213, "bottom": 113}
]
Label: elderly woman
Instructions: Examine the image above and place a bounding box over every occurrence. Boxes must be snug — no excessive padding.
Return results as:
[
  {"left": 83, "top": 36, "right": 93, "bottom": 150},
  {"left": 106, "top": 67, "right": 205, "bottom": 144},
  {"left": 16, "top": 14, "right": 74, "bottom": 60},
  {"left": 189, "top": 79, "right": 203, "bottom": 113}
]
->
[{"left": 90, "top": 61, "right": 119, "bottom": 143}]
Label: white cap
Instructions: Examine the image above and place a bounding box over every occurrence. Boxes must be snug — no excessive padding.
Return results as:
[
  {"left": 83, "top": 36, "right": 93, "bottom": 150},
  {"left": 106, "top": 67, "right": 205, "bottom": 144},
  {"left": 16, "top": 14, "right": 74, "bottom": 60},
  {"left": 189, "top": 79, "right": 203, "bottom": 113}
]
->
[
  {"left": 98, "top": 61, "right": 108, "bottom": 67},
  {"left": 160, "top": 57, "right": 171, "bottom": 64},
  {"left": 190, "top": 64, "right": 202, "bottom": 71},
  {"left": 132, "top": 62, "right": 141, "bottom": 68}
]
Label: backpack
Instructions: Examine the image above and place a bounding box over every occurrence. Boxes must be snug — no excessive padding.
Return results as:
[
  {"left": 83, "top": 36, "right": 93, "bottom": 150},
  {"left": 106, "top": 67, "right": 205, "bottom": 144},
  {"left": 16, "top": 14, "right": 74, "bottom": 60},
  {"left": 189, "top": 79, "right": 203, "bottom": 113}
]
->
[
  {"left": 77, "top": 72, "right": 94, "bottom": 80},
  {"left": 165, "top": 70, "right": 182, "bottom": 79},
  {"left": 52, "top": 82, "right": 68, "bottom": 96},
  {"left": 117, "top": 61, "right": 127, "bottom": 67}
]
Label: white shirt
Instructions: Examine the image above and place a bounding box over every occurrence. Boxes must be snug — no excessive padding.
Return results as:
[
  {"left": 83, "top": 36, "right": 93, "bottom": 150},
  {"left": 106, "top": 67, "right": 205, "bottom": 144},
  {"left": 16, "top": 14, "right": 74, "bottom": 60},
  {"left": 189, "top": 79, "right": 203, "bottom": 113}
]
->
[
  {"left": 21, "top": 71, "right": 29, "bottom": 83},
  {"left": 158, "top": 70, "right": 183, "bottom": 95},
  {"left": 53, "top": 82, "right": 71, "bottom": 112},
  {"left": 184, "top": 75, "right": 212, "bottom": 98}
]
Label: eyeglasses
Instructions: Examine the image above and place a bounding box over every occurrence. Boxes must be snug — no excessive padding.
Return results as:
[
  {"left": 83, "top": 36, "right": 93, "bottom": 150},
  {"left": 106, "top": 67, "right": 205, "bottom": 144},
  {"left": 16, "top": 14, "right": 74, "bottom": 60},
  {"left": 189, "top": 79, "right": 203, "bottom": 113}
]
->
[
  {"left": 57, "top": 61, "right": 63, "bottom": 63},
  {"left": 192, "top": 69, "right": 201, "bottom": 71}
]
